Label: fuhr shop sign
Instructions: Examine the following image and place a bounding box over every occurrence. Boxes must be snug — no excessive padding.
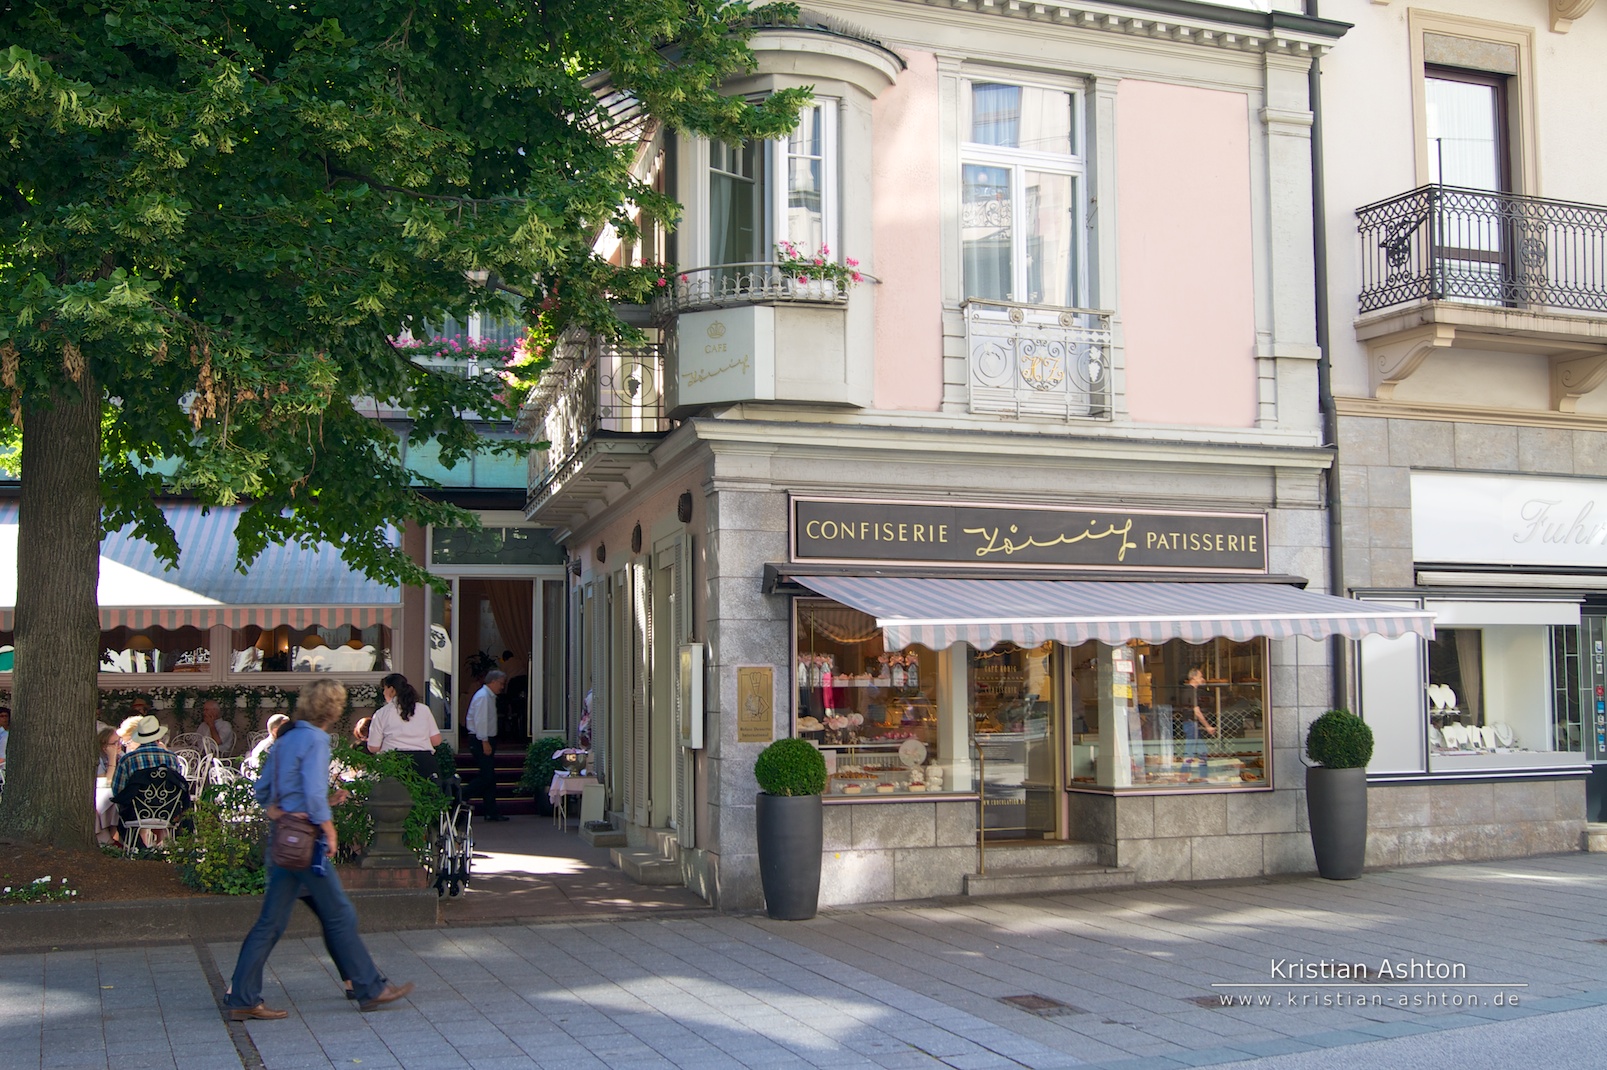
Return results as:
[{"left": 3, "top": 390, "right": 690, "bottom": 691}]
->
[{"left": 791, "top": 498, "right": 1267, "bottom": 572}]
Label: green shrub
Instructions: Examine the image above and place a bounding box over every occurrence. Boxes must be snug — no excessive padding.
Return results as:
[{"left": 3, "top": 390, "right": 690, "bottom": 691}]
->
[
  {"left": 170, "top": 777, "right": 267, "bottom": 895},
  {"left": 328, "top": 738, "right": 449, "bottom": 864},
  {"left": 1305, "top": 709, "right": 1374, "bottom": 769},
  {"left": 517, "top": 735, "right": 570, "bottom": 795},
  {"left": 754, "top": 738, "right": 827, "bottom": 796}
]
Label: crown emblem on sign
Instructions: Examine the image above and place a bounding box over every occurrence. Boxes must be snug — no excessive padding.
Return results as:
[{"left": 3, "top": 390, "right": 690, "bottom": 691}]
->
[{"left": 707, "top": 320, "right": 726, "bottom": 339}]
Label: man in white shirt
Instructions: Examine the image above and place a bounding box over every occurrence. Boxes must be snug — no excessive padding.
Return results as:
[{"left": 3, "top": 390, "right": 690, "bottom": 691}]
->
[
  {"left": 464, "top": 671, "right": 507, "bottom": 821},
  {"left": 0, "top": 706, "right": 10, "bottom": 774},
  {"left": 199, "top": 699, "right": 236, "bottom": 755}
]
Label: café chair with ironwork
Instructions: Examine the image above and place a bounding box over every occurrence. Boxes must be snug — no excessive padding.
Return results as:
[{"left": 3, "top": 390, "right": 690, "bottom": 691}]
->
[{"left": 119, "top": 768, "right": 190, "bottom": 856}]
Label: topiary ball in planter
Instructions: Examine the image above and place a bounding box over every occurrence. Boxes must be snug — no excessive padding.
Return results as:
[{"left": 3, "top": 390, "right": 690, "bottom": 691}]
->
[
  {"left": 1305, "top": 709, "right": 1374, "bottom": 769},
  {"left": 754, "top": 737, "right": 827, "bottom": 796},
  {"left": 1304, "top": 709, "right": 1372, "bottom": 880}
]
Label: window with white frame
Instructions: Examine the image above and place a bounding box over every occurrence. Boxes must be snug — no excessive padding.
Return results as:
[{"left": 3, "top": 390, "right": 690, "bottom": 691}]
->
[
  {"left": 960, "top": 80, "right": 1084, "bottom": 307},
  {"left": 706, "top": 100, "right": 839, "bottom": 268}
]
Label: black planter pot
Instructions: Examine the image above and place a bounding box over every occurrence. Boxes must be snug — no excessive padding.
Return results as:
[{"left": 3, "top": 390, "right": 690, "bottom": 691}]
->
[
  {"left": 1306, "top": 766, "right": 1368, "bottom": 880},
  {"left": 755, "top": 792, "right": 823, "bottom": 920}
]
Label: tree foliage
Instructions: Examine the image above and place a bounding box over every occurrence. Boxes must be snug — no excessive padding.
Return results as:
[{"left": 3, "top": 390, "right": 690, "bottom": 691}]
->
[{"left": 0, "top": 0, "right": 807, "bottom": 846}]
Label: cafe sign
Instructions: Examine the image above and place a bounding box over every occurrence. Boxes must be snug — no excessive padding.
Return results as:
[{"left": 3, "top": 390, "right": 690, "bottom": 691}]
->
[{"left": 791, "top": 497, "right": 1267, "bottom": 572}]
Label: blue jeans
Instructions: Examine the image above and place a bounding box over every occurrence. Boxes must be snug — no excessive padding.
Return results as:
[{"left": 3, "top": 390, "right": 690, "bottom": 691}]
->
[
  {"left": 225, "top": 854, "right": 385, "bottom": 1008},
  {"left": 1183, "top": 719, "right": 1208, "bottom": 761}
]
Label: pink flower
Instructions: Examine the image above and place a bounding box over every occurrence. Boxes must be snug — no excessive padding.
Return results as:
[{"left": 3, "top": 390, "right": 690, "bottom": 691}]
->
[
  {"left": 656, "top": 277, "right": 667, "bottom": 287},
  {"left": 821, "top": 244, "right": 831, "bottom": 256},
  {"left": 812, "top": 257, "right": 824, "bottom": 266},
  {"left": 678, "top": 274, "right": 688, "bottom": 283},
  {"left": 851, "top": 272, "right": 863, "bottom": 283},
  {"left": 797, "top": 275, "right": 811, "bottom": 284},
  {"left": 845, "top": 257, "right": 859, "bottom": 267}
]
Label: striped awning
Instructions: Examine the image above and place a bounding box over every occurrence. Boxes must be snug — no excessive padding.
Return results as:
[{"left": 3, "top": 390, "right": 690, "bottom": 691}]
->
[
  {"left": 794, "top": 575, "right": 1435, "bottom": 650},
  {"left": 0, "top": 504, "right": 400, "bottom": 632}
]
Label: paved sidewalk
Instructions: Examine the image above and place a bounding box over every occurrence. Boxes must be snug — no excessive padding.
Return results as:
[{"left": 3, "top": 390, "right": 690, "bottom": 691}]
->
[{"left": 5, "top": 852, "right": 1607, "bottom": 1069}]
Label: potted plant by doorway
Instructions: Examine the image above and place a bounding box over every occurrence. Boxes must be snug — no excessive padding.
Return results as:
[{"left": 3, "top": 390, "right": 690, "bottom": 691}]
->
[
  {"left": 1304, "top": 709, "right": 1374, "bottom": 880},
  {"left": 754, "top": 737, "right": 828, "bottom": 920}
]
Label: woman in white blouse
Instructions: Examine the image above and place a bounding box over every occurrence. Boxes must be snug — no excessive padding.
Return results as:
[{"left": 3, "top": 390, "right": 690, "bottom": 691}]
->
[{"left": 367, "top": 673, "right": 443, "bottom": 779}]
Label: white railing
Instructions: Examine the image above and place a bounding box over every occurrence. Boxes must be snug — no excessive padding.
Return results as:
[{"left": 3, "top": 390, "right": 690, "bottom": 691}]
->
[
  {"left": 524, "top": 332, "right": 670, "bottom": 480},
  {"left": 652, "top": 262, "right": 854, "bottom": 318},
  {"left": 964, "top": 300, "right": 1113, "bottom": 420}
]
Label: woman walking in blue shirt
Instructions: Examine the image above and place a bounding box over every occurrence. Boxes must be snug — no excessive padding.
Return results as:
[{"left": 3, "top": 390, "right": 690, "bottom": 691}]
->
[{"left": 223, "top": 678, "right": 413, "bottom": 1020}]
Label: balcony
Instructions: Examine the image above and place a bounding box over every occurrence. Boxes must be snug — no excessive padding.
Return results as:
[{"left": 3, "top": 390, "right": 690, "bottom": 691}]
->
[
  {"left": 523, "top": 332, "right": 672, "bottom": 520},
  {"left": 1355, "top": 185, "right": 1607, "bottom": 409},
  {"left": 657, "top": 262, "right": 871, "bottom": 416},
  {"left": 964, "top": 300, "right": 1113, "bottom": 420}
]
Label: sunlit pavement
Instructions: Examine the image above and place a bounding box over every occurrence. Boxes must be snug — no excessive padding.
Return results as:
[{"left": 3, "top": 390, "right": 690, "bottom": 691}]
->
[
  {"left": 5, "top": 852, "right": 1607, "bottom": 1069},
  {"left": 439, "top": 816, "right": 709, "bottom": 923}
]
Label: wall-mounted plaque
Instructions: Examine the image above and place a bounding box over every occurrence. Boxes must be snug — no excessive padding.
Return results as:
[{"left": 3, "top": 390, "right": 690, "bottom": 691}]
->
[
  {"left": 736, "top": 666, "right": 774, "bottom": 744},
  {"left": 792, "top": 497, "right": 1267, "bottom": 573}
]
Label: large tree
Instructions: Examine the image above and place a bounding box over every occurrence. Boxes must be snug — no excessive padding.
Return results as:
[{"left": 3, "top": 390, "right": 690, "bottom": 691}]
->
[{"left": 0, "top": 1, "right": 805, "bottom": 846}]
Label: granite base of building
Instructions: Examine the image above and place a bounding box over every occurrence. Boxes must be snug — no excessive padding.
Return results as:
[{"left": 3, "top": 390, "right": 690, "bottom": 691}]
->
[{"left": 1366, "top": 779, "right": 1586, "bottom": 867}]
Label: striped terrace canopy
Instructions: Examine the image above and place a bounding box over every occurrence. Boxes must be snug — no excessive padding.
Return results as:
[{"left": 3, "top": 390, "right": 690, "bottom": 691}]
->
[
  {"left": 793, "top": 575, "right": 1435, "bottom": 650},
  {"left": 0, "top": 503, "right": 400, "bottom": 632}
]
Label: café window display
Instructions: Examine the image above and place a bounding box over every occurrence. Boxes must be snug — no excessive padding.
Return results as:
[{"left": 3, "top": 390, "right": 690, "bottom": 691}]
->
[
  {"left": 1068, "top": 637, "right": 1268, "bottom": 791},
  {"left": 228, "top": 624, "right": 391, "bottom": 674},
  {"left": 100, "top": 626, "right": 211, "bottom": 674},
  {"left": 794, "top": 600, "right": 974, "bottom": 796}
]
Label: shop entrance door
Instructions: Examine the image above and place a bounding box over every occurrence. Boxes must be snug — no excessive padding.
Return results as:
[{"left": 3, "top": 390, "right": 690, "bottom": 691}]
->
[
  {"left": 429, "top": 576, "right": 560, "bottom": 750},
  {"left": 972, "top": 642, "right": 1060, "bottom": 842}
]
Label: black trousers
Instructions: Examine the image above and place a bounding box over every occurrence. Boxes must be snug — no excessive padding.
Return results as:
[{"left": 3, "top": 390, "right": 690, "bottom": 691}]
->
[{"left": 465, "top": 737, "right": 500, "bottom": 817}]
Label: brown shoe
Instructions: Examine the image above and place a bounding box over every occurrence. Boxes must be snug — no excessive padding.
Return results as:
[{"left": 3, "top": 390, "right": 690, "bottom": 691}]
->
[
  {"left": 358, "top": 982, "right": 414, "bottom": 1012},
  {"left": 228, "top": 1003, "right": 289, "bottom": 1021}
]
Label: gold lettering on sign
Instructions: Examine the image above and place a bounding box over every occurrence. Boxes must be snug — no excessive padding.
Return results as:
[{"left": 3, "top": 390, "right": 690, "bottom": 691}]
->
[
  {"left": 965, "top": 519, "right": 1139, "bottom": 561},
  {"left": 736, "top": 666, "right": 773, "bottom": 744},
  {"left": 1144, "top": 531, "right": 1259, "bottom": 554},
  {"left": 801, "top": 518, "right": 950, "bottom": 543},
  {"left": 684, "top": 353, "right": 751, "bottom": 386}
]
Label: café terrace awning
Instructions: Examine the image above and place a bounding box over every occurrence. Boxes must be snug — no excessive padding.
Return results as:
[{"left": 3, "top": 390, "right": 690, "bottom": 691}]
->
[
  {"left": 792, "top": 574, "right": 1435, "bottom": 650},
  {"left": 0, "top": 504, "right": 400, "bottom": 632}
]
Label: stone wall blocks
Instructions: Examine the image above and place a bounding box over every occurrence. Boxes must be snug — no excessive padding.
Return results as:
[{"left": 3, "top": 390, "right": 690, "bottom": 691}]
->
[
  {"left": 1517, "top": 427, "right": 1574, "bottom": 475},
  {"left": 1068, "top": 794, "right": 1117, "bottom": 845},
  {"left": 1452, "top": 422, "right": 1518, "bottom": 471},
  {"left": 1366, "top": 784, "right": 1431, "bottom": 828},
  {"left": 1428, "top": 782, "right": 1496, "bottom": 826},
  {"left": 1121, "top": 836, "right": 1193, "bottom": 884},
  {"left": 935, "top": 801, "right": 979, "bottom": 848},
  {"left": 820, "top": 849, "right": 896, "bottom": 907},
  {"left": 1114, "top": 795, "right": 1155, "bottom": 840},
  {"left": 1153, "top": 793, "right": 1229, "bottom": 838},
  {"left": 1224, "top": 789, "right": 1298, "bottom": 835},
  {"left": 1339, "top": 416, "right": 1392, "bottom": 467},
  {"left": 1365, "top": 465, "right": 1410, "bottom": 509},
  {"left": 1265, "top": 831, "right": 1318, "bottom": 874},
  {"left": 1388, "top": 420, "right": 1452, "bottom": 468},
  {"left": 850, "top": 802, "right": 938, "bottom": 850},
  {"left": 891, "top": 846, "right": 973, "bottom": 900},
  {"left": 1188, "top": 832, "right": 1265, "bottom": 881}
]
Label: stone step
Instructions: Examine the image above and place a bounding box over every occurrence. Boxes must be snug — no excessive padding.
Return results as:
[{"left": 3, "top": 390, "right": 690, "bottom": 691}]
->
[
  {"left": 1583, "top": 823, "right": 1607, "bottom": 852},
  {"left": 975, "top": 840, "right": 1107, "bottom": 868},
  {"left": 964, "top": 864, "right": 1136, "bottom": 897},
  {"left": 611, "top": 847, "right": 685, "bottom": 886},
  {"left": 580, "top": 825, "right": 627, "bottom": 848}
]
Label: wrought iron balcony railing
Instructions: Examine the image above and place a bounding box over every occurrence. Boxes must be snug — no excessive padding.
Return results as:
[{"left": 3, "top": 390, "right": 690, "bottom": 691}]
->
[
  {"left": 964, "top": 300, "right": 1113, "bottom": 420},
  {"left": 524, "top": 332, "right": 670, "bottom": 482},
  {"left": 652, "top": 262, "right": 854, "bottom": 319},
  {"left": 1357, "top": 185, "right": 1607, "bottom": 315}
]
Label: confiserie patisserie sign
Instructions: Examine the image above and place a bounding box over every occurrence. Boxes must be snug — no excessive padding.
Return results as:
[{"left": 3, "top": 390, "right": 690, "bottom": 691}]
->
[{"left": 792, "top": 497, "right": 1267, "bottom": 572}]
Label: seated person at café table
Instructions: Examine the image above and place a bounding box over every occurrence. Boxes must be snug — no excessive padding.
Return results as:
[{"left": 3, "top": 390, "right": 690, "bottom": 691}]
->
[
  {"left": 111, "top": 716, "right": 190, "bottom": 840},
  {"left": 243, "top": 713, "right": 291, "bottom": 777},
  {"left": 95, "top": 727, "right": 122, "bottom": 846},
  {"left": 199, "top": 699, "right": 236, "bottom": 755}
]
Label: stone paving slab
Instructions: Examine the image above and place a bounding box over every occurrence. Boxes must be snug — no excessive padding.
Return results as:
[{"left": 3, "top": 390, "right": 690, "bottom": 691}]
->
[{"left": 3, "top": 853, "right": 1607, "bottom": 1068}]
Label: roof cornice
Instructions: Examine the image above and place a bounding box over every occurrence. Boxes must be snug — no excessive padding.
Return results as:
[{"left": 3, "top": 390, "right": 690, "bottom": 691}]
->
[{"left": 897, "top": 0, "right": 1351, "bottom": 56}]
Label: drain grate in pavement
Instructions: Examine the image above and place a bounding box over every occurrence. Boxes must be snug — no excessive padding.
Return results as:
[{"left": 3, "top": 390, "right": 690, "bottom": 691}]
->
[
  {"left": 1187, "top": 995, "right": 1227, "bottom": 1008},
  {"left": 1590, "top": 938, "right": 1607, "bottom": 945},
  {"left": 999, "top": 994, "right": 1086, "bottom": 1017}
]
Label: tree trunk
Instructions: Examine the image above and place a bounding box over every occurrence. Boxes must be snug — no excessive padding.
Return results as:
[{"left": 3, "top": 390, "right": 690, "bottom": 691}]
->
[{"left": 0, "top": 377, "right": 102, "bottom": 848}]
